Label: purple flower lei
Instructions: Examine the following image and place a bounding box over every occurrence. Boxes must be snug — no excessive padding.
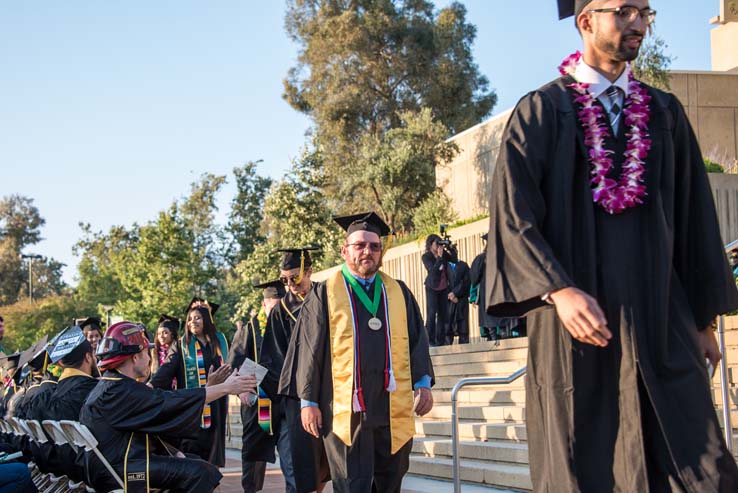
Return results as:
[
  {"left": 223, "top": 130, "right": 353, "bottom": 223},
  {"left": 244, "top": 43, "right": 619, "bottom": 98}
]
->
[{"left": 559, "top": 51, "right": 651, "bottom": 214}]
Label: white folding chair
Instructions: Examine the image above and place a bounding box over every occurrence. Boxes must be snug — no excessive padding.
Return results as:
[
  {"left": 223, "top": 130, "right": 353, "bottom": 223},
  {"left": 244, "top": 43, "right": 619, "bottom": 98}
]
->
[
  {"left": 26, "top": 420, "right": 48, "bottom": 445},
  {"left": 42, "top": 420, "right": 73, "bottom": 450},
  {"left": 60, "top": 420, "right": 125, "bottom": 491}
]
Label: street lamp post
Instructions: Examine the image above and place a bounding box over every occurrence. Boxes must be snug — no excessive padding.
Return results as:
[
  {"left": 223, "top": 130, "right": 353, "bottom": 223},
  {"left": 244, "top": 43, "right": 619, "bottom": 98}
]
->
[{"left": 20, "top": 254, "right": 43, "bottom": 303}]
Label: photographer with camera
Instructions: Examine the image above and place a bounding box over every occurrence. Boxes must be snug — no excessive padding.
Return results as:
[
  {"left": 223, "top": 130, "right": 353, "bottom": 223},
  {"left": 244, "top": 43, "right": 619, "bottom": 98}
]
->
[{"left": 422, "top": 229, "right": 452, "bottom": 347}]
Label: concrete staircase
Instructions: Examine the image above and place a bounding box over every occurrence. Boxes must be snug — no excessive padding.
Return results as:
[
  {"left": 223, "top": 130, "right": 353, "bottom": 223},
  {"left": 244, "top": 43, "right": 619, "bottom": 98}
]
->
[
  {"left": 408, "top": 338, "right": 531, "bottom": 491},
  {"left": 225, "top": 318, "right": 738, "bottom": 492}
]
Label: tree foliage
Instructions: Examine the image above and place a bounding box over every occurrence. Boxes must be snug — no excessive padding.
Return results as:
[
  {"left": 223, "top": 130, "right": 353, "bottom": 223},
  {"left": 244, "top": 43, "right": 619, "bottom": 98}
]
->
[
  {"left": 283, "top": 0, "right": 495, "bottom": 189},
  {"left": 74, "top": 174, "right": 236, "bottom": 332},
  {"left": 632, "top": 34, "right": 674, "bottom": 91},
  {"left": 226, "top": 161, "right": 273, "bottom": 265},
  {"left": 0, "top": 195, "right": 66, "bottom": 305},
  {"left": 341, "top": 108, "right": 458, "bottom": 231},
  {"left": 232, "top": 150, "right": 343, "bottom": 317},
  {"left": 412, "top": 188, "right": 459, "bottom": 237}
]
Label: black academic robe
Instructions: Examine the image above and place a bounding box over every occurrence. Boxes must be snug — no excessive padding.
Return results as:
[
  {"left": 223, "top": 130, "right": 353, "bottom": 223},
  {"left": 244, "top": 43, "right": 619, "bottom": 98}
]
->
[
  {"left": 280, "top": 277, "right": 434, "bottom": 491},
  {"left": 227, "top": 317, "right": 276, "bottom": 463},
  {"left": 448, "top": 260, "right": 471, "bottom": 342},
  {"left": 261, "top": 285, "right": 329, "bottom": 493},
  {"left": 150, "top": 337, "right": 228, "bottom": 467},
  {"left": 80, "top": 370, "right": 222, "bottom": 493},
  {"left": 486, "top": 75, "right": 738, "bottom": 492},
  {"left": 33, "top": 373, "right": 98, "bottom": 483},
  {"left": 24, "top": 379, "right": 58, "bottom": 422}
]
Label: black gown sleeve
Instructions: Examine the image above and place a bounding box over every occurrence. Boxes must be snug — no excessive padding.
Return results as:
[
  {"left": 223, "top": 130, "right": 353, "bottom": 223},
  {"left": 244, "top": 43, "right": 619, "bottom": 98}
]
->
[
  {"left": 260, "top": 309, "right": 289, "bottom": 399},
  {"left": 290, "top": 283, "right": 329, "bottom": 404},
  {"left": 486, "top": 91, "right": 574, "bottom": 318},
  {"left": 669, "top": 95, "right": 738, "bottom": 329},
  {"left": 104, "top": 382, "right": 206, "bottom": 437},
  {"left": 150, "top": 341, "right": 183, "bottom": 390},
  {"left": 452, "top": 262, "right": 471, "bottom": 299},
  {"left": 469, "top": 253, "right": 485, "bottom": 287},
  {"left": 399, "top": 281, "right": 434, "bottom": 386}
]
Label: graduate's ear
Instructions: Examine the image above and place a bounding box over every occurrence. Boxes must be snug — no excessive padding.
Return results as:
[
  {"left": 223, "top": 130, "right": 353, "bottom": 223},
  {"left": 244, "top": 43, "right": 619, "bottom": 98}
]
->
[{"left": 577, "top": 11, "right": 594, "bottom": 35}]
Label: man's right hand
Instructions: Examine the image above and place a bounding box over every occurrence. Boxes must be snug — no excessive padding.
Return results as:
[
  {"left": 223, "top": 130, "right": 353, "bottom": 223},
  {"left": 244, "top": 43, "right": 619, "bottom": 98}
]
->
[
  {"left": 301, "top": 406, "right": 322, "bottom": 438},
  {"left": 550, "top": 287, "right": 611, "bottom": 347},
  {"left": 225, "top": 371, "right": 257, "bottom": 395}
]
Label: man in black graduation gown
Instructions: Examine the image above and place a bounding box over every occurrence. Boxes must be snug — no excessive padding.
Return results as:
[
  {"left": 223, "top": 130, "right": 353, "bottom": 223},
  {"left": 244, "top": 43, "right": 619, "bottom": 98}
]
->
[
  {"left": 261, "top": 246, "right": 328, "bottom": 493},
  {"left": 80, "top": 320, "right": 256, "bottom": 493},
  {"left": 228, "top": 279, "right": 285, "bottom": 493},
  {"left": 282, "top": 212, "right": 434, "bottom": 493},
  {"left": 470, "top": 233, "right": 521, "bottom": 341},
  {"left": 446, "top": 246, "right": 471, "bottom": 344},
  {"left": 28, "top": 326, "right": 99, "bottom": 484},
  {"left": 485, "top": 1, "right": 738, "bottom": 491},
  {"left": 14, "top": 336, "right": 54, "bottom": 420}
]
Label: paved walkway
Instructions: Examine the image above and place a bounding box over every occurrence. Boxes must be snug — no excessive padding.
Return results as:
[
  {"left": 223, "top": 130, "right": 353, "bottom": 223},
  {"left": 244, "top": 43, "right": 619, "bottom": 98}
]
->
[{"left": 217, "top": 450, "right": 515, "bottom": 493}]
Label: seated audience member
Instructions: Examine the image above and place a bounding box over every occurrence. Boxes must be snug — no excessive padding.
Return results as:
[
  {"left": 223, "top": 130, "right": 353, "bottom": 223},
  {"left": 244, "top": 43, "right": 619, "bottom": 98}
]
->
[{"left": 81, "top": 321, "right": 255, "bottom": 493}]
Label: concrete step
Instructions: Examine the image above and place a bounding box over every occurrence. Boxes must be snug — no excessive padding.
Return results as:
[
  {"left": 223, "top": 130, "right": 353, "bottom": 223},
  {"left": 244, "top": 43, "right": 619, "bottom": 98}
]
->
[
  {"left": 431, "top": 387, "right": 527, "bottom": 406},
  {"left": 416, "top": 420, "right": 528, "bottom": 442},
  {"left": 431, "top": 348, "right": 528, "bottom": 367},
  {"left": 432, "top": 360, "right": 526, "bottom": 379},
  {"left": 409, "top": 455, "right": 532, "bottom": 491},
  {"left": 412, "top": 437, "right": 529, "bottom": 465},
  {"left": 421, "top": 405, "right": 526, "bottom": 423},
  {"left": 430, "top": 338, "right": 529, "bottom": 357}
]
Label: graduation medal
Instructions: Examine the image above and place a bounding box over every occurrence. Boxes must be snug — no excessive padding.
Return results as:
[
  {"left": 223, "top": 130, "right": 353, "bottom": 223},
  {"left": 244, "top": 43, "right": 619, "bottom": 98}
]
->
[
  {"left": 341, "top": 263, "right": 384, "bottom": 329},
  {"left": 559, "top": 51, "right": 651, "bottom": 215}
]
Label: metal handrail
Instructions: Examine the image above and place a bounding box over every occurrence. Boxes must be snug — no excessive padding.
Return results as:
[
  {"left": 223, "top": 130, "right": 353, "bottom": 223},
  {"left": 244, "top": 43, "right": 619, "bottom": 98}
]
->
[
  {"left": 720, "top": 239, "right": 738, "bottom": 452},
  {"left": 717, "top": 315, "right": 732, "bottom": 452},
  {"left": 451, "top": 367, "right": 527, "bottom": 493}
]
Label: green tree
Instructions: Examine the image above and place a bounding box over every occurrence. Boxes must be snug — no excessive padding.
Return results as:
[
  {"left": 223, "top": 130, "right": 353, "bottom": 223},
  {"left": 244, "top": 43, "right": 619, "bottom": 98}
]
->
[
  {"left": 412, "top": 189, "right": 459, "bottom": 237},
  {"left": 233, "top": 150, "right": 343, "bottom": 317},
  {"left": 0, "top": 195, "right": 66, "bottom": 305},
  {"left": 342, "top": 108, "right": 458, "bottom": 231},
  {"left": 283, "top": 0, "right": 495, "bottom": 184},
  {"left": 632, "top": 34, "right": 674, "bottom": 91},
  {"left": 0, "top": 195, "right": 45, "bottom": 248},
  {"left": 226, "top": 161, "right": 274, "bottom": 265},
  {"left": 74, "top": 174, "right": 236, "bottom": 333}
]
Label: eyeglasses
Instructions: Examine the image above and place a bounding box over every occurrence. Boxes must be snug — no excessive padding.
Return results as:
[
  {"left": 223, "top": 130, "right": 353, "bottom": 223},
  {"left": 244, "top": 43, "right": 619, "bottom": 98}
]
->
[
  {"left": 347, "top": 241, "right": 382, "bottom": 252},
  {"left": 588, "top": 6, "right": 657, "bottom": 25},
  {"left": 279, "top": 274, "right": 302, "bottom": 285}
]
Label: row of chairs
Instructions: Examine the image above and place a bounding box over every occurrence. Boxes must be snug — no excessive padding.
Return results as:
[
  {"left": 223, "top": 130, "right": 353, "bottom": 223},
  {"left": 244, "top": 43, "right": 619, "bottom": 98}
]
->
[{"left": 0, "top": 417, "right": 124, "bottom": 493}]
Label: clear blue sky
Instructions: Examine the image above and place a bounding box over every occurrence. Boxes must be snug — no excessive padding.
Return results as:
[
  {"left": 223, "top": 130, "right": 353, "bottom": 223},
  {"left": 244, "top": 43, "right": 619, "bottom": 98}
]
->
[{"left": 0, "top": 1, "right": 720, "bottom": 285}]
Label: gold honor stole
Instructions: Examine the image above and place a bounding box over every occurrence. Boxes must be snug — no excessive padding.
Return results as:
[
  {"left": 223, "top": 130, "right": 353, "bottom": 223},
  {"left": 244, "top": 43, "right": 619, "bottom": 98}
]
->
[{"left": 326, "top": 269, "right": 414, "bottom": 454}]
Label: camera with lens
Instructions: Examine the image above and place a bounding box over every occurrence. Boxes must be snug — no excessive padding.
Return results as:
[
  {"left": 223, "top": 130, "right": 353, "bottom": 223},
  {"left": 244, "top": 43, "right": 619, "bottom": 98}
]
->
[{"left": 438, "top": 224, "right": 458, "bottom": 263}]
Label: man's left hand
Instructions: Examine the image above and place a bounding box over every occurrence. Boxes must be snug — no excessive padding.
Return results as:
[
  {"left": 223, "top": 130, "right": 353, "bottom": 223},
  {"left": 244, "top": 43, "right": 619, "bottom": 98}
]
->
[
  {"left": 239, "top": 391, "right": 256, "bottom": 407},
  {"left": 697, "top": 327, "right": 722, "bottom": 372},
  {"left": 448, "top": 293, "right": 458, "bottom": 303},
  {"left": 414, "top": 387, "right": 433, "bottom": 416}
]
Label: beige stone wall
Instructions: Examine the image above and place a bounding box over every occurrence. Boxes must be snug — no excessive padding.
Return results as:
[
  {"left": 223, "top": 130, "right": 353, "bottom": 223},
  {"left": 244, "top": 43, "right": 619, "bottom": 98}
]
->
[
  {"left": 711, "top": 21, "right": 738, "bottom": 72},
  {"left": 439, "top": 71, "right": 738, "bottom": 229},
  {"left": 670, "top": 71, "right": 738, "bottom": 168}
]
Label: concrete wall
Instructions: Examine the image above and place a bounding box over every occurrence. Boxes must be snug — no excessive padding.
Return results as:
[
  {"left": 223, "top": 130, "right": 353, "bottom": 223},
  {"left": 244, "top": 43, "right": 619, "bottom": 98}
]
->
[
  {"left": 438, "top": 71, "right": 738, "bottom": 240},
  {"left": 670, "top": 71, "right": 738, "bottom": 168}
]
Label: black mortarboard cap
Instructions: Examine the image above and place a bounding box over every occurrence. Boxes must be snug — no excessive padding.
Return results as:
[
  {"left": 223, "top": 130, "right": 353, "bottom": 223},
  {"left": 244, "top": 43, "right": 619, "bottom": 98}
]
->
[
  {"left": 185, "top": 297, "right": 219, "bottom": 317},
  {"left": 253, "top": 279, "right": 286, "bottom": 300},
  {"left": 78, "top": 317, "right": 102, "bottom": 333},
  {"left": 333, "top": 212, "right": 392, "bottom": 237},
  {"left": 276, "top": 247, "right": 319, "bottom": 271},
  {"left": 481, "top": 232, "right": 488, "bottom": 241},
  {"left": 157, "top": 314, "right": 180, "bottom": 336},
  {"left": 48, "top": 326, "right": 88, "bottom": 364},
  {"left": 20, "top": 335, "right": 49, "bottom": 371},
  {"left": 557, "top": 0, "right": 593, "bottom": 19},
  {"left": 0, "top": 352, "right": 21, "bottom": 371}
]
